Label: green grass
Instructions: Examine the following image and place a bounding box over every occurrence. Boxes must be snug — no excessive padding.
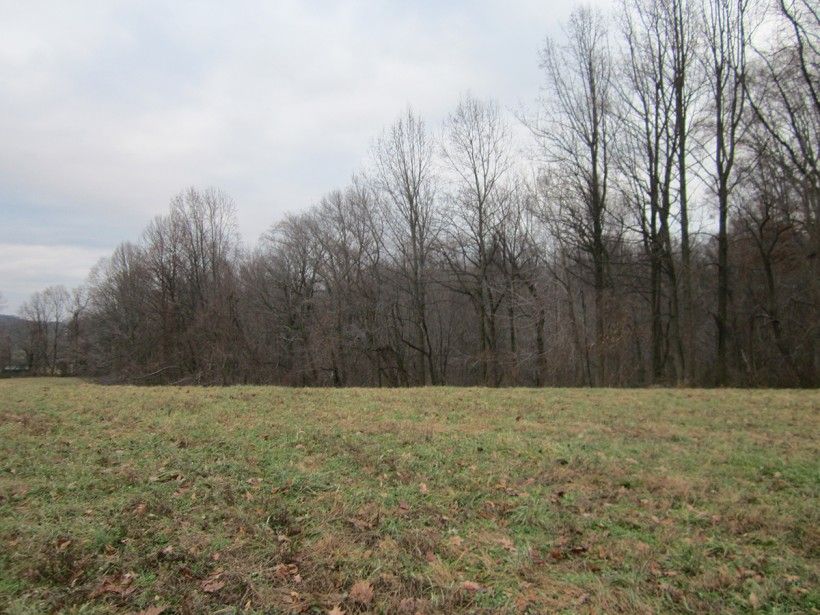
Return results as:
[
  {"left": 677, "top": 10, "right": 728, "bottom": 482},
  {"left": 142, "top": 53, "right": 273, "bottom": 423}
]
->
[{"left": 0, "top": 379, "right": 818, "bottom": 614}]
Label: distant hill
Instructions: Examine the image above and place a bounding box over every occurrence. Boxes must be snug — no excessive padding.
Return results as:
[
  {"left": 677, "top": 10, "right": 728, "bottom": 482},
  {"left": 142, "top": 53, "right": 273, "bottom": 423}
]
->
[{"left": 0, "top": 314, "right": 25, "bottom": 327}]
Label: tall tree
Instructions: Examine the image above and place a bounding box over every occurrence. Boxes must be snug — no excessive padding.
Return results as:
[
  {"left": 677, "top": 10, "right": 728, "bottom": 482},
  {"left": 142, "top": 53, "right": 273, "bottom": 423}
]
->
[
  {"left": 702, "top": 0, "right": 752, "bottom": 385},
  {"left": 533, "top": 6, "right": 617, "bottom": 385},
  {"left": 671, "top": 0, "right": 702, "bottom": 383},
  {"left": 746, "top": 0, "right": 819, "bottom": 382},
  {"left": 441, "top": 95, "right": 511, "bottom": 385},
  {"left": 373, "top": 110, "right": 440, "bottom": 385},
  {"left": 620, "top": 0, "right": 682, "bottom": 382}
]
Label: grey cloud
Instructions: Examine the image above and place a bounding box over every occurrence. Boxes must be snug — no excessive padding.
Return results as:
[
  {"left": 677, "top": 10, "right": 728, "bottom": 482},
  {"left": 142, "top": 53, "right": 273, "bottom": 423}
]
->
[{"left": 0, "top": 0, "right": 611, "bottom": 310}]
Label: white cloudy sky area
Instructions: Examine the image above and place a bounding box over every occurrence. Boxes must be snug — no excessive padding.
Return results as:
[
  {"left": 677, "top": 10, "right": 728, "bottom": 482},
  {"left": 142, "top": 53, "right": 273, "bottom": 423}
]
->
[{"left": 0, "top": 0, "right": 612, "bottom": 311}]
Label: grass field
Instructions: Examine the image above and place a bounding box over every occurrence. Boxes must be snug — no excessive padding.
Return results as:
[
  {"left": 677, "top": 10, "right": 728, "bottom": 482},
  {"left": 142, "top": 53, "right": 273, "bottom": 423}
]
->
[{"left": 0, "top": 379, "right": 817, "bottom": 614}]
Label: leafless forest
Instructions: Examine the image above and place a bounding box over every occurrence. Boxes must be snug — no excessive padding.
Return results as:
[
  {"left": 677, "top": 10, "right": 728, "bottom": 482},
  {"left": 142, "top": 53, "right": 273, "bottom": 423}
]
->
[{"left": 4, "top": 0, "right": 817, "bottom": 387}]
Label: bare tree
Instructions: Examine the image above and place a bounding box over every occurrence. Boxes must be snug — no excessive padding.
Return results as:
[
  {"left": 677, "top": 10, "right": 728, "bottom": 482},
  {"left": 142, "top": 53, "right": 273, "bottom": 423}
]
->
[
  {"left": 19, "top": 286, "right": 69, "bottom": 375},
  {"left": 619, "top": 0, "right": 682, "bottom": 382},
  {"left": 373, "top": 109, "right": 441, "bottom": 384},
  {"left": 44, "top": 286, "right": 70, "bottom": 375},
  {"left": 497, "top": 177, "right": 547, "bottom": 384},
  {"left": 618, "top": 0, "right": 705, "bottom": 383},
  {"left": 441, "top": 95, "right": 511, "bottom": 385},
  {"left": 66, "top": 286, "right": 89, "bottom": 375},
  {"left": 16, "top": 3, "right": 814, "bottom": 390},
  {"left": 532, "top": 6, "right": 617, "bottom": 385},
  {"left": 702, "top": 0, "right": 753, "bottom": 384},
  {"left": 668, "top": 0, "right": 704, "bottom": 383},
  {"left": 257, "top": 211, "right": 323, "bottom": 384},
  {"left": 746, "top": 0, "right": 819, "bottom": 380}
]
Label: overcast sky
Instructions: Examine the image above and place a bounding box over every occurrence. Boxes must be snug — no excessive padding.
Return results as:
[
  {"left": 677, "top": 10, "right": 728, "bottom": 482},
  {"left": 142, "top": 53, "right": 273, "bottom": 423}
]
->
[{"left": 0, "top": 0, "right": 613, "bottom": 312}]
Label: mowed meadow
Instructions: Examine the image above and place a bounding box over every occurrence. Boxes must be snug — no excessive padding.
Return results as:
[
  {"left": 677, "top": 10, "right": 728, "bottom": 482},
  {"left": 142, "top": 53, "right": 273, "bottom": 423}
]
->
[{"left": 0, "top": 380, "right": 817, "bottom": 614}]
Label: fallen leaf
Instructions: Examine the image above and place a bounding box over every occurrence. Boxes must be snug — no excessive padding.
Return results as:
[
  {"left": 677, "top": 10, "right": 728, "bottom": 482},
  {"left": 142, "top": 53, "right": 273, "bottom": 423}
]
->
[
  {"left": 461, "top": 580, "right": 482, "bottom": 592},
  {"left": 349, "top": 580, "right": 374, "bottom": 605},
  {"left": 56, "top": 537, "right": 72, "bottom": 551},
  {"left": 348, "top": 517, "right": 374, "bottom": 531},
  {"left": 419, "top": 483, "right": 429, "bottom": 494},
  {"left": 203, "top": 579, "right": 225, "bottom": 593},
  {"left": 201, "top": 571, "right": 225, "bottom": 593},
  {"left": 273, "top": 564, "right": 302, "bottom": 583},
  {"left": 90, "top": 572, "right": 136, "bottom": 598}
]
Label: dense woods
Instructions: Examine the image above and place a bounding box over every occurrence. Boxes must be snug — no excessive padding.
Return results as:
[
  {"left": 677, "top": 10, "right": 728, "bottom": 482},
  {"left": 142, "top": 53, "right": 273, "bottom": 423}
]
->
[{"left": 5, "top": 0, "right": 817, "bottom": 387}]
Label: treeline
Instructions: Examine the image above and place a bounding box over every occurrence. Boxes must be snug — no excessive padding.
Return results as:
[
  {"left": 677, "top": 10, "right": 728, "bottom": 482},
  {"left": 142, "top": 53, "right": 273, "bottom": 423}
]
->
[{"left": 11, "top": 0, "right": 818, "bottom": 387}]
